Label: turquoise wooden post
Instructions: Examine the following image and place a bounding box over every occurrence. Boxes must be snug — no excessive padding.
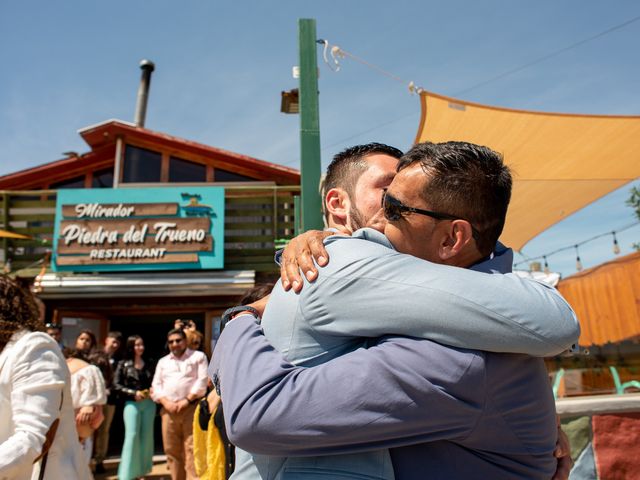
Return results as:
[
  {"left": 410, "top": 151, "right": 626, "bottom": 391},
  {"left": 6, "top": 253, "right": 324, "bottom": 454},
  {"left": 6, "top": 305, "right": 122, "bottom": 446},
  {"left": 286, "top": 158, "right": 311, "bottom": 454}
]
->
[{"left": 609, "top": 366, "right": 640, "bottom": 394}]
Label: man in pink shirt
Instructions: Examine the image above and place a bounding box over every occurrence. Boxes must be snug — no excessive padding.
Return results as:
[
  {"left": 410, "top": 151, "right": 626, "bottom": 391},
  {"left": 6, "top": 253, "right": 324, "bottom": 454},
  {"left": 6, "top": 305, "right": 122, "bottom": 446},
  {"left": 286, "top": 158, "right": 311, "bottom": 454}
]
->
[{"left": 152, "top": 328, "right": 208, "bottom": 480}]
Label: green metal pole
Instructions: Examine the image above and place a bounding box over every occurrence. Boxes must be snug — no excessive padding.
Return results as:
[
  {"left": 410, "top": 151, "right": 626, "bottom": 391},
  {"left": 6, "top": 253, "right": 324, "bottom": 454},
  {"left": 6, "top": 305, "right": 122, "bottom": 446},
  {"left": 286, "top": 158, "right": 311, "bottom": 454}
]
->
[{"left": 298, "top": 18, "right": 324, "bottom": 231}]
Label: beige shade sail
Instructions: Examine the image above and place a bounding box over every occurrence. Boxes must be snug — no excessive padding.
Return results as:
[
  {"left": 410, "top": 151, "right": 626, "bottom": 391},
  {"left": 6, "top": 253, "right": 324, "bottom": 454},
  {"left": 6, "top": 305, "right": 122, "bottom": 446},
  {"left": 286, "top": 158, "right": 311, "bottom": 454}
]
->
[{"left": 415, "top": 91, "right": 640, "bottom": 251}]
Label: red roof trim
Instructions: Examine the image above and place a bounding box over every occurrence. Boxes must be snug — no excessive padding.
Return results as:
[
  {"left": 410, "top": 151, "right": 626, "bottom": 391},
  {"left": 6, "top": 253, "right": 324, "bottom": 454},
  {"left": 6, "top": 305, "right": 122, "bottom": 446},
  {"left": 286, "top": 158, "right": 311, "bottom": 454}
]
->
[
  {"left": 0, "top": 145, "right": 115, "bottom": 190},
  {"left": 79, "top": 120, "right": 299, "bottom": 180},
  {"left": 0, "top": 120, "right": 300, "bottom": 189}
]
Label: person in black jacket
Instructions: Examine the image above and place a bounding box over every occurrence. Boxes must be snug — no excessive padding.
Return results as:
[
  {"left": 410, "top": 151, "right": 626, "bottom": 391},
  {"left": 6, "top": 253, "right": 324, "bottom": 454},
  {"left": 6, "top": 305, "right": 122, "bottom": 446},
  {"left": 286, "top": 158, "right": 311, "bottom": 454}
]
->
[
  {"left": 93, "top": 331, "right": 123, "bottom": 474},
  {"left": 113, "top": 335, "right": 155, "bottom": 480}
]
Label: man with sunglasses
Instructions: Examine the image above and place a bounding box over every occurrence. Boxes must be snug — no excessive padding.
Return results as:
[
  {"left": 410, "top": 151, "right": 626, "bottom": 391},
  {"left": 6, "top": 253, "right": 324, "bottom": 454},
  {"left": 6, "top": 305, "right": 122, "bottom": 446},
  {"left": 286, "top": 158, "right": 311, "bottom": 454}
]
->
[
  {"left": 152, "top": 328, "right": 208, "bottom": 480},
  {"left": 45, "top": 322, "right": 65, "bottom": 350},
  {"left": 212, "top": 141, "right": 578, "bottom": 479}
]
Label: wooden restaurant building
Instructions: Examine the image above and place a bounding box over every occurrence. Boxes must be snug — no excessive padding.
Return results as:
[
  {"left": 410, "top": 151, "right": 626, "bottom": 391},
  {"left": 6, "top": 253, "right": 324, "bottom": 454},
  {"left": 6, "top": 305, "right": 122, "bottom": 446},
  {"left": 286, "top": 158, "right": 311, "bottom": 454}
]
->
[{"left": 0, "top": 118, "right": 300, "bottom": 358}]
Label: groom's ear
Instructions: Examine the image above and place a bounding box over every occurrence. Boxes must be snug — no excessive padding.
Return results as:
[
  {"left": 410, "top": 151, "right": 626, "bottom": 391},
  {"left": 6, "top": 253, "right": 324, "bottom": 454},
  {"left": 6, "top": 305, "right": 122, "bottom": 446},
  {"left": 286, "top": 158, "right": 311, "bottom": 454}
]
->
[
  {"left": 325, "top": 188, "right": 351, "bottom": 226},
  {"left": 437, "top": 219, "right": 476, "bottom": 264}
]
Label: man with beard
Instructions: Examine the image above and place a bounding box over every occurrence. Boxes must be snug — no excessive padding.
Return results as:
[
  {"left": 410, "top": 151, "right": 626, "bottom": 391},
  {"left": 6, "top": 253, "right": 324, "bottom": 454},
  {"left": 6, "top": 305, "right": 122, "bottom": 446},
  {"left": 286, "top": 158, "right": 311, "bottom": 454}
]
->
[{"left": 212, "top": 142, "right": 578, "bottom": 479}]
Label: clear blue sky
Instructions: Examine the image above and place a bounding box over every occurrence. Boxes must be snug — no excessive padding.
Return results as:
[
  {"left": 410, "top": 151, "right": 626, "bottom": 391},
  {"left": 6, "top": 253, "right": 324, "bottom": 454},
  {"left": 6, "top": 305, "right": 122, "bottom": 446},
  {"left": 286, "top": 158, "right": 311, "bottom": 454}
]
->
[{"left": 1, "top": 0, "right": 639, "bottom": 276}]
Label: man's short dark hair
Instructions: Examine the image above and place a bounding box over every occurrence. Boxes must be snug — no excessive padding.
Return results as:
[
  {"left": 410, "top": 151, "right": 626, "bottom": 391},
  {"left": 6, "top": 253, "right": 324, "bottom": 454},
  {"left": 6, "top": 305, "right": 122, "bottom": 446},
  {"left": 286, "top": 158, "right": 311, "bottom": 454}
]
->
[
  {"left": 107, "top": 330, "right": 122, "bottom": 340},
  {"left": 323, "top": 143, "right": 403, "bottom": 218},
  {"left": 239, "top": 283, "right": 274, "bottom": 305},
  {"left": 167, "top": 328, "right": 187, "bottom": 339},
  {"left": 398, "top": 141, "right": 512, "bottom": 257}
]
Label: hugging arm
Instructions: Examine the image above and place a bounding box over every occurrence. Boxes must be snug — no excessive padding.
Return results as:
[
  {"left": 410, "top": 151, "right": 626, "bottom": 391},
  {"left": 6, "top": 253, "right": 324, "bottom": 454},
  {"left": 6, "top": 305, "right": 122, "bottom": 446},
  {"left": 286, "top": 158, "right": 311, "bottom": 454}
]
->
[
  {"left": 300, "top": 244, "right": 579, "bottom": 356},
  {"left": 212, "top": 315, "right": 484, "bottom": 456}
]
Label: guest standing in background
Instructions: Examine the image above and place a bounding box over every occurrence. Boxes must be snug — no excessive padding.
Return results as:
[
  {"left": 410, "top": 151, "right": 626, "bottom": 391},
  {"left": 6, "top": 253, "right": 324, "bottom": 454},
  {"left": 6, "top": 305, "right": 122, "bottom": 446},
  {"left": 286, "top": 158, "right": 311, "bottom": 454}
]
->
[
  {"left": 0, "top": 275, "right": 91, "bottom": 479},
  {"left": 45, "top": 322, "right": 65, "bottom": 350},
  {"left": 65, "top": 347, "right": 107, "bottom": 464},
  {"left": 152, "top": 328, "right": 208, "bottom": 480},
  {"left": 186, "top": 329, "right": 204, "bottom": 352},
  {"left": 113, "top": 335, "right": 156, "bottom": 480},
  {"left": 93, "top": 331, "right": 123, "bottom": 474},
  {"left": 75, "top": 329, "right": 97, "bottom": 356}
]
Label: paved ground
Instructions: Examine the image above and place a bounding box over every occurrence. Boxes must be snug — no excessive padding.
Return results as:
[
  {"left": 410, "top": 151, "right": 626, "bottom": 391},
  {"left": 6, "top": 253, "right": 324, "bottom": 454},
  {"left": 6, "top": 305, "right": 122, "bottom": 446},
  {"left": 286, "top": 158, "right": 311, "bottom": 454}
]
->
[{"left": 94, "top": 455, "right": 171, "bottom": 480}]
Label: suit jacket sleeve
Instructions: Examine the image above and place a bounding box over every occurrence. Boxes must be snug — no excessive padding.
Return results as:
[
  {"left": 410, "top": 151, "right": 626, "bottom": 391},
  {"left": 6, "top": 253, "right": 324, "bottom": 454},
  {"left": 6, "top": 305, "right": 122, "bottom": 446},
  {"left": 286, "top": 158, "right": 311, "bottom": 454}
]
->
[
  {"left": 299, "top": 238, "right": 578, "bottom": 357},
  {"left": 0, "top": 333, "right": 66, "bottom": 476},
  {"left": 211, "top": 316, "right": 485, "bottom": 456}
]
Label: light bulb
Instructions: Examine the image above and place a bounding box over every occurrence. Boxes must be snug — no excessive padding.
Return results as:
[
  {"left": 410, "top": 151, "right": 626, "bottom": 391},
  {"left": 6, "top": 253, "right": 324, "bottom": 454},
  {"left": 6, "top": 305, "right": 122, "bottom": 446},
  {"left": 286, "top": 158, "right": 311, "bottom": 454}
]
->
[
  {"left": 575, "top": 245, "right": 583, "bottom": 271},
  {"left": 613, "top": 233, "right": 621, "bottom": 255}
]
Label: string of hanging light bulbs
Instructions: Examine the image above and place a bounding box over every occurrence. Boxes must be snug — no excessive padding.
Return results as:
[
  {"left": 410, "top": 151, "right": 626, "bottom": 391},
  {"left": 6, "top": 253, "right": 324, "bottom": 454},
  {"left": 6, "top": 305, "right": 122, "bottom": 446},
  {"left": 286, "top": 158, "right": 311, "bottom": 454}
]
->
[{"left": 513, "top": 222, "right": 638, "bottom": 273}]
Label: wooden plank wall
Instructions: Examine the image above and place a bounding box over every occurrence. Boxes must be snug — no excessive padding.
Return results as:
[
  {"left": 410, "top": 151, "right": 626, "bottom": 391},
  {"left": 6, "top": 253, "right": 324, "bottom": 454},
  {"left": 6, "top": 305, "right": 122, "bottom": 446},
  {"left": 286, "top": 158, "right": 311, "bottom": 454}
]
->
[
  {"left": 0, "top": 187, "right": 300, "bottom": 273},
  {"left": 223, "top": 187, "right": 298, "bottom": 271},
  {"left": 558, "top": 252, "right": 640, "bottom": 346},
  {"left": 0, "top": 191, "right": 56, "bottom": 270}
]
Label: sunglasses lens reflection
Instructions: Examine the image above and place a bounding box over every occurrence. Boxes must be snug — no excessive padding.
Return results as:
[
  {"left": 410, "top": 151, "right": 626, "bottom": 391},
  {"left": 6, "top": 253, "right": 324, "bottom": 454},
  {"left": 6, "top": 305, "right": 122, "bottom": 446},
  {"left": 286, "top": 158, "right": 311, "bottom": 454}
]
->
[{"left": 383, "top": 194, "right": 403, "bottom": 221}]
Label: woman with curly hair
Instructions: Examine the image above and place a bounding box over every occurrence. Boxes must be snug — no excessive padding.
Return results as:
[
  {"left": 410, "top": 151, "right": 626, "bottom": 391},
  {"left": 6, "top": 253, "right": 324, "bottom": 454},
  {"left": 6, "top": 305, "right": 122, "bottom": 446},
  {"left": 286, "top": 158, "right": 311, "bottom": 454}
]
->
[{"left": 0, "top": 274, "right": 91, "bottom": 479}]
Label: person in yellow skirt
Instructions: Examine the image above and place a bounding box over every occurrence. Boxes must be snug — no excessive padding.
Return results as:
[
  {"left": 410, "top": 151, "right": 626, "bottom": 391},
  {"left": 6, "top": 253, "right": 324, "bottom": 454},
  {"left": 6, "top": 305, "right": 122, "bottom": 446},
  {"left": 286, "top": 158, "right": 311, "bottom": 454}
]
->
[
  {"left": 193, "top": 389, "right": 234, "bottom": 479},
  {"left": 195, "top": 284, "right": 273, "bottom": 479}
]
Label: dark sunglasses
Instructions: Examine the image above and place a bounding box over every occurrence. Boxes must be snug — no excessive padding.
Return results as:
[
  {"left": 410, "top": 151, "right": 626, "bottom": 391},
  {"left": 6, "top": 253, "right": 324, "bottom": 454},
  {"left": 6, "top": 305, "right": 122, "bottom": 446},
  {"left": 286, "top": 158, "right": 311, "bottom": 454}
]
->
[
  {"left": 382, "top": 192, "right": 481, "bottom": 239},
  {"left": 168, "top": 338, "right": 185, "bottom": 344}
]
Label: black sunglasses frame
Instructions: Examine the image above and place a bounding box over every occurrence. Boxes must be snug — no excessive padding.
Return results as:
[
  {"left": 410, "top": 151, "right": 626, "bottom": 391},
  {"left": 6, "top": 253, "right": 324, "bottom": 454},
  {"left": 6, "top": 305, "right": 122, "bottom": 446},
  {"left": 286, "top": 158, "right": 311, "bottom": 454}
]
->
[
  {"left": 382, "top": 192, "right": 457, "bottom": 222},
  {"left": 382, "top": 192, "right": 481, "bottom": 239}
]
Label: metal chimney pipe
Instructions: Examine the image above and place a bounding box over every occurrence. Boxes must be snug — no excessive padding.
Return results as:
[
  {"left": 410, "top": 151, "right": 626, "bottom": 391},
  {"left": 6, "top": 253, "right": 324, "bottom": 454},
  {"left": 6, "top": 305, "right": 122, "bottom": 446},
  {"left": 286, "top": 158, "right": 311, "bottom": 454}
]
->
[{"left": 134, "top": 59, "right": 155, "bottom": 127}]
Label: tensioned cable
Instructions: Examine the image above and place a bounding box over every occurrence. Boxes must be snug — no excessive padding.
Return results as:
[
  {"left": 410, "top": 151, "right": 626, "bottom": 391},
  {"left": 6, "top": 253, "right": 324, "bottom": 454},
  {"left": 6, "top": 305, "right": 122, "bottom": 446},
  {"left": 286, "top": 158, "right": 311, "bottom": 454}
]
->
[
  {"left": 317, "top": 14, "right": 640, "bottom": 152},
  {"left": 321, "top": 112, "right": 418, "bottom": 152},
  {"left": 454, "top": 14, "right": 640, "bottom": 96},
  {"left": 326, "top": 43, "right": 406, "bottom": 85}
]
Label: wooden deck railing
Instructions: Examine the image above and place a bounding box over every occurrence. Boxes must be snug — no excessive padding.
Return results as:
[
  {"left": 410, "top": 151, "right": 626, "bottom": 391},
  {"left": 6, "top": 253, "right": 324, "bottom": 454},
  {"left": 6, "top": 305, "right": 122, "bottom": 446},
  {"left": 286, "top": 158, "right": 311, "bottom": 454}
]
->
[{"left": 556, "top": 393, "right": 640, "bottom": 418}]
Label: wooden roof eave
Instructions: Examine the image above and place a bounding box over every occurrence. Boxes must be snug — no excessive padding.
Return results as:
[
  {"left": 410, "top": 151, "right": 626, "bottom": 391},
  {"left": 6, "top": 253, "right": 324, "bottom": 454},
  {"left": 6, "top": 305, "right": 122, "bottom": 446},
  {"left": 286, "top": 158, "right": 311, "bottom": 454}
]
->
[
  {"left": 79, "top": 121, "right": 300, "bottom": 184},
  {"left": 0, "top": 144, "right": 116, "bottom": 190}
]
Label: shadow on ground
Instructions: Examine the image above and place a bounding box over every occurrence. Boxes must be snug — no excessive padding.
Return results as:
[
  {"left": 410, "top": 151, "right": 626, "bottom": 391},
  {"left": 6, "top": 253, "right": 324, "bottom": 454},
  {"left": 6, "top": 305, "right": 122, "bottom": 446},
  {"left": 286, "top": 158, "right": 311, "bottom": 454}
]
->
[{"left": 95, "top": 458, "right": 171, "bottom": 480}]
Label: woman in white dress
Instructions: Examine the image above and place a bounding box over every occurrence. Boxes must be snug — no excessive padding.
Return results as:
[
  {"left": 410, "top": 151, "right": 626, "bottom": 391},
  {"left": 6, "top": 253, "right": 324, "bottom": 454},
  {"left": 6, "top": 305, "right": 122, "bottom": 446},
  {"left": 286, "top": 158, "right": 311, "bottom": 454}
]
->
[
  {"left": 0, "top": 275, "right": 91, "bottom": 480},
  {"left": 65, "top": 348, "right": 107, "bottom": 463}
]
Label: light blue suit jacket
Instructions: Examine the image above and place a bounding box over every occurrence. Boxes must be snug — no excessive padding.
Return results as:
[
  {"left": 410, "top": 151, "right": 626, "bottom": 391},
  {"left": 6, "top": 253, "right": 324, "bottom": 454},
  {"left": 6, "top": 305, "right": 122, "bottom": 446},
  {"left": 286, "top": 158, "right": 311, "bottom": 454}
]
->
[{"left": 215, "top": 229, "right": 579, "bottom": 479}]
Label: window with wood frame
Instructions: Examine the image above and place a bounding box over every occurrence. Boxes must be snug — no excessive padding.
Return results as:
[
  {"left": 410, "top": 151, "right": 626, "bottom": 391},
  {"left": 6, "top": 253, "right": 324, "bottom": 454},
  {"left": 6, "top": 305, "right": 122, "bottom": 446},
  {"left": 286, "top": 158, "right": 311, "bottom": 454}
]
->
[
  {"left": 215, "top": 168, "right": 255, "bottom": 182},
  {"left": 51, "top": 176, "right": 85, "bottom": 189},
  {"left": 169, "top": 156, "right": 207, "bottom": 183},
  {"left": 122, "top": 145, "right": 162, "bottom": 183},
  {"left": 92, "top": 168, "right": 114, "bottom": 188}
]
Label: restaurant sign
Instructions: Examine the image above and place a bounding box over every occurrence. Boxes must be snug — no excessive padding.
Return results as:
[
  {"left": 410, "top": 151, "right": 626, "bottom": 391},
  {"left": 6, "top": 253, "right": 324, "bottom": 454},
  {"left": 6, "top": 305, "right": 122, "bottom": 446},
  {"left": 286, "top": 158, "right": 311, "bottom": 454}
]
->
[{"left": 52, "top": 187, "right": 224, "bottom": 272}]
